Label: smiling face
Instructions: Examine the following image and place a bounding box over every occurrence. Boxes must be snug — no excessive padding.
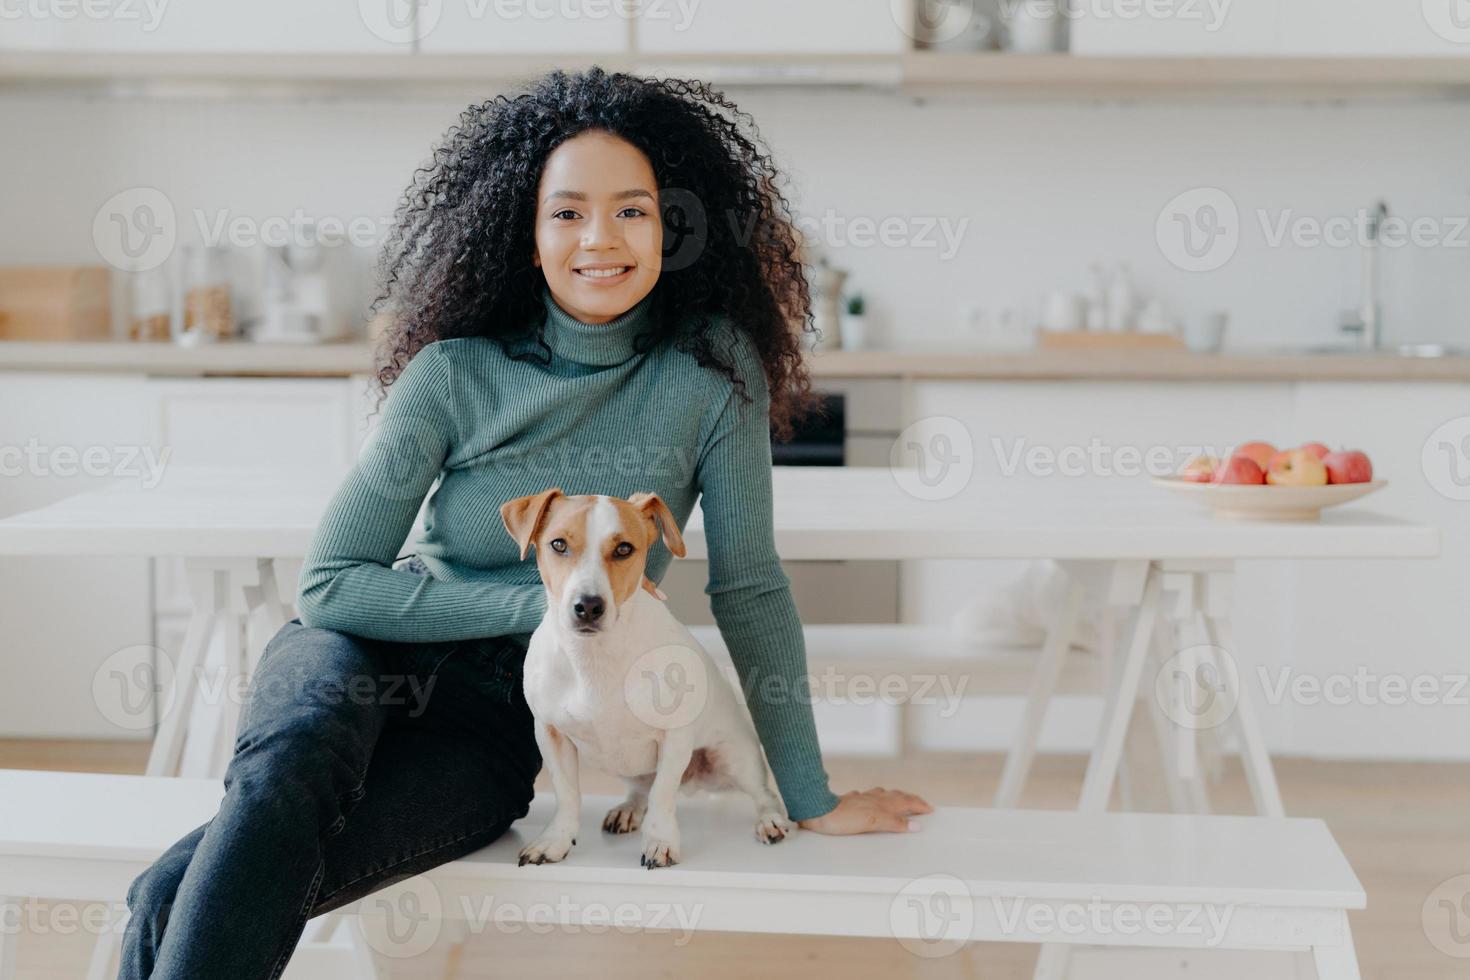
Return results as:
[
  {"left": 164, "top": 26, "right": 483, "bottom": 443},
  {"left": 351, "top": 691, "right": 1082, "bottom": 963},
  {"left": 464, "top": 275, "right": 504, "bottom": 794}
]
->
[{"left": 532, "top": 129, "right": 663, "bottom": 325}]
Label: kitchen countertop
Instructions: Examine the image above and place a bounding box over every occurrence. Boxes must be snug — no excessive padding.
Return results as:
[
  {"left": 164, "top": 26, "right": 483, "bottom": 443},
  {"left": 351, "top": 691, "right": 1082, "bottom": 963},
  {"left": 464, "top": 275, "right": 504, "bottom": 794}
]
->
[{"left": 4, "top": 339, "right": 1470, "bottom": 382}]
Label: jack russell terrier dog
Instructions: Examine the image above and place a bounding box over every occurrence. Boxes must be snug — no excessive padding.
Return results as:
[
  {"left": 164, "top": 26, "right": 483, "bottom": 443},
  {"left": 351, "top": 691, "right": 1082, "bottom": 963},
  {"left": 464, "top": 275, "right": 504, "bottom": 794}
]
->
[{"left": 500, "top": 487, "right": 791, "bottom": 869}]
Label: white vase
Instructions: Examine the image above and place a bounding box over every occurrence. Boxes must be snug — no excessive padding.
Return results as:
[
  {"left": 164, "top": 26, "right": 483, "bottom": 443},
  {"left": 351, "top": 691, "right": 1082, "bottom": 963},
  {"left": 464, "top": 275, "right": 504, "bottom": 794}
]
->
[{"left": 839, "top": 313, "right": 868, "bottom": 351}]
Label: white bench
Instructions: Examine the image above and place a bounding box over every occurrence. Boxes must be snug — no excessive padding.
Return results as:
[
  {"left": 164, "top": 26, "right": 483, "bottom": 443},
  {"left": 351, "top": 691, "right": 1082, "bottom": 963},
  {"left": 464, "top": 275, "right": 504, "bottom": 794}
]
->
[{"left": 0, "top": 769, "right": 1364, "bottom": 979}]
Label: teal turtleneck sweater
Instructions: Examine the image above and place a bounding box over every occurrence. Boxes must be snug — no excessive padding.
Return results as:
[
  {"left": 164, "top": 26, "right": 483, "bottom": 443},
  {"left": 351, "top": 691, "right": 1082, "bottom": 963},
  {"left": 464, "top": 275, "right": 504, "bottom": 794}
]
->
[{"left": 296, "top": 285, "right": 839, "bottom": 821}]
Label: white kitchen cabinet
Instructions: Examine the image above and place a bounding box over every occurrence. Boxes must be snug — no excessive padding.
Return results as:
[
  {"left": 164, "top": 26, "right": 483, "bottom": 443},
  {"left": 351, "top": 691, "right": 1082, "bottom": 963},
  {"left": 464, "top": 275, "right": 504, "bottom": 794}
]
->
[
  {"left": 0, "top": 371, "right": 370, "bottom": 738},
  {"left": 145, "top": 377, "right": 361, "bottom": 473},
  {"left": 417, "top": 0, "right": 629, "bottom": 54},
  {"left": 1069, "top": 0, "right": 1280, "bottom": 56},
  {"left": 1, "top": 0, "right": 415, "bottom": 53},
  {"left": 0, "top": 373, "right": 155, "bottom": 739},
  {"left": 635, "top": 0, "right": 914, "bottom": 54},
  {"left": 1278, "top": 0, "right": 1470, "bottom": 56},
  {"left": 1071, "top": 0, "right": 1470, "bottom": 57}
]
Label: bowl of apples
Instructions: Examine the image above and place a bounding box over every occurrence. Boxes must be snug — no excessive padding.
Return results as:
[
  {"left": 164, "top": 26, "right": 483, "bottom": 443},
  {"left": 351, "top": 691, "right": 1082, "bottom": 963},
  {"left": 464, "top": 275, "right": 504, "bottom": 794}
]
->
[{"left": 1154, "top": 441, "right": 1385, "bottom": 521}]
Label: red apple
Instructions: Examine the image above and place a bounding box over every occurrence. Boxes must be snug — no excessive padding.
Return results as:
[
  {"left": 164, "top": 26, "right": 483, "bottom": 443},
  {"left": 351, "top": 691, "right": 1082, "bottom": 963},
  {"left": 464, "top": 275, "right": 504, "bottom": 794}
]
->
[
  {"left": 1233, "top": 441, "right": 1277, "bottom": 470},
  {"left": 1181, "top": 455, "right": 1220, "bottom": 482},
  {"left": 1266, "top": 449, "right": 1329, "bottom": 486},
  {"left": 1269, "top": 442, "right": 1332, "bottom": 471},
  {"left": 1322, "top": 449, "right": 1373, "bottom": 484},
  {"left": 1213, "top": 454, "right": 1266, "bottom": 485}
]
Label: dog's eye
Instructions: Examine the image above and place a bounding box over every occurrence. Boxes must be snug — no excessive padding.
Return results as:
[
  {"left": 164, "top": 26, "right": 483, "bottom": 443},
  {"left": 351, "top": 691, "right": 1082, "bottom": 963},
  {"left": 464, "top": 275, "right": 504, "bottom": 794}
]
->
[
  {"left": 550, "top": 538, "right": 568, "bottom": 554},
  {"left": 614, "top": 542, "right": 635, "bottom": 558}
]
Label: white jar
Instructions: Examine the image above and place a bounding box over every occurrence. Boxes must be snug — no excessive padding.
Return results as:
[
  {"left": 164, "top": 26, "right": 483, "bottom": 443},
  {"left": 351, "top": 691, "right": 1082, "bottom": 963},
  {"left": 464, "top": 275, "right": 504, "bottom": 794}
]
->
[{"left": 1005, "top": 0, "right": 1065, "bottom": 53}]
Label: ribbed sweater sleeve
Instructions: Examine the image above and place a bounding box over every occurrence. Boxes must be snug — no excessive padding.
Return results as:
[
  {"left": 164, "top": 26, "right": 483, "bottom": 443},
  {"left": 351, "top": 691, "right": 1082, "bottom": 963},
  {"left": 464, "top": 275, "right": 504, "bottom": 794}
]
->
[
  {"left": 295, "top": 343, "right": 548, "bottom": 643},
  {"left": 696, "top": 344, "right": 840, "bottom": 823}
]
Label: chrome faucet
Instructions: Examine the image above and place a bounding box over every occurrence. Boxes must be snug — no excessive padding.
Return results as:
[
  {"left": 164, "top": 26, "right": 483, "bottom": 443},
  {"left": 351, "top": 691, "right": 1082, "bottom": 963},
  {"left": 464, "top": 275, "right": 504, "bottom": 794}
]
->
[{"left": 1339, "top": 200, "right": 1388, "bottom": 350}]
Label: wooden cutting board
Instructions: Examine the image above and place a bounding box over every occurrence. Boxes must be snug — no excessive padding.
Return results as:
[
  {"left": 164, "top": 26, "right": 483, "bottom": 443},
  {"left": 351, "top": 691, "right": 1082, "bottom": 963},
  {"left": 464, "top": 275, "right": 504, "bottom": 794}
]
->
[{"left": 0, "top": 267, "right": 112, "bottom": 341}]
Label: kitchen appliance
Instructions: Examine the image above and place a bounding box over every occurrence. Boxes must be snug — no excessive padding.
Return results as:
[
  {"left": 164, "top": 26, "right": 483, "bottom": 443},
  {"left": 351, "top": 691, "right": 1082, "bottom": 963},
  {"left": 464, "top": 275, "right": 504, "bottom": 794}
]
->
[{"left": 252, "top": 234, "right": 348, "bottom": 344}]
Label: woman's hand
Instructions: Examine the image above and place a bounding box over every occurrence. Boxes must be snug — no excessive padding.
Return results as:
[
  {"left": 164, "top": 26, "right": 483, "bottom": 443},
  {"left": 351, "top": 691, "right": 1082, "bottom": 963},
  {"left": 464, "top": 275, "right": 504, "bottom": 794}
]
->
[{"left": 797, "top": 787, "right": 934, "bottom": 835}]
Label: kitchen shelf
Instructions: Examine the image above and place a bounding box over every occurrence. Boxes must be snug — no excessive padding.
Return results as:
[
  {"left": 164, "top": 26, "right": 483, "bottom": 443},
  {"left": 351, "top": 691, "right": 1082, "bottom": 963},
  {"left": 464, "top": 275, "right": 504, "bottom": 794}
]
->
[
  {"left": 4, "top": 50, "right": 1470, "bottom": 100},
  {"left": 901, "top": 52, "right": 1470, "bottom": 99}
]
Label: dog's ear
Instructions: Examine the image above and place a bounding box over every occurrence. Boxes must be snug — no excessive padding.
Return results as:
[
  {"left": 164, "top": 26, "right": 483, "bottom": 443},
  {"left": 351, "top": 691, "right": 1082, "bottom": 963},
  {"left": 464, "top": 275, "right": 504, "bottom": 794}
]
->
[
  {"left": 628, "top": 491, "right": 686, "bottom": 559},
  {"left": 500, "top": 487, "right": 564, "bottom": 561}
]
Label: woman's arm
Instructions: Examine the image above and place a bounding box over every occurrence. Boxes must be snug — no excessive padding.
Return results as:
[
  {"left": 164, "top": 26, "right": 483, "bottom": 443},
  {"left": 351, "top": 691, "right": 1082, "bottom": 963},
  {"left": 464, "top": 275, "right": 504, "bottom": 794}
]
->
[
  {"left": 296, "top": 344, "right": 547, "bottom": 643},
  {"left": 695, "top": 348, "right": 842, "bottom": 823}
]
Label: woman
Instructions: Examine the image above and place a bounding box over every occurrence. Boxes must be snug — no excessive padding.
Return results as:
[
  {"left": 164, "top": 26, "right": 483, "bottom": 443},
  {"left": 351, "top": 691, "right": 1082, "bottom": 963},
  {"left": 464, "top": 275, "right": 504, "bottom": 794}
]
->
[{"left": 120, "top": 66, "right": 932, "bottom": 979}]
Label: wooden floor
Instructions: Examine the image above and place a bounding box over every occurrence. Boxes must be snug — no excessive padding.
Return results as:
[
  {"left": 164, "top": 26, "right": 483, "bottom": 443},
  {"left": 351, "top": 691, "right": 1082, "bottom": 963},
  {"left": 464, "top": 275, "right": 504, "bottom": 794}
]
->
[{"left": 4, "top": 739, "right": 1468, "bottom": 979}]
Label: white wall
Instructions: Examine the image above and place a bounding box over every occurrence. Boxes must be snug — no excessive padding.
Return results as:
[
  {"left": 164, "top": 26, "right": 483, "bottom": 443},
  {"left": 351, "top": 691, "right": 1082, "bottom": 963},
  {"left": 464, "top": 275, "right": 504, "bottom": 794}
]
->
[{"left": 3, "top": 89, "right": 1469, "bottom": 350}]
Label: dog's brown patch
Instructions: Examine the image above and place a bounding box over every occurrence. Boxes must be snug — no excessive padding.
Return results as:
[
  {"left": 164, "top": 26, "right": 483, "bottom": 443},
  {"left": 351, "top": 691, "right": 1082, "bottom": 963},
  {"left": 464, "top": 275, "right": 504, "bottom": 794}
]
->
[{"left": 680, "top": 746, "right": 719, "bottom": 785}]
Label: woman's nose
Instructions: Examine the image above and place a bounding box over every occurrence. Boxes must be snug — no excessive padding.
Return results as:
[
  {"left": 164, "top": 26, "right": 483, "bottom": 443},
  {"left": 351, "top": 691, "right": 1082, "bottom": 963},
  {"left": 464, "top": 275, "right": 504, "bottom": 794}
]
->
[{"left": 581, "top": 211, "right": 621, "bottom": 248}]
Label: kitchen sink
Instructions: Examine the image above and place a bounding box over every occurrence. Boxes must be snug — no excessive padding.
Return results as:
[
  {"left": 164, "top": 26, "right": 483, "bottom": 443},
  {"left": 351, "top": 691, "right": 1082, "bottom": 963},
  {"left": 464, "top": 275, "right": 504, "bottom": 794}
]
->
[{"left": 1295, "top": 343, "right": 1470, "bottom": 357}]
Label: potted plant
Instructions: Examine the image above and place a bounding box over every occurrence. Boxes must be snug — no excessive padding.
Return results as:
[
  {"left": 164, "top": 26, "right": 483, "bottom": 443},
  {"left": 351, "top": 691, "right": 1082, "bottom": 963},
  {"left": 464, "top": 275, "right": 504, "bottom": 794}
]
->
[{"left": 840, "top": 293, "right": 868, "bottom": 351}]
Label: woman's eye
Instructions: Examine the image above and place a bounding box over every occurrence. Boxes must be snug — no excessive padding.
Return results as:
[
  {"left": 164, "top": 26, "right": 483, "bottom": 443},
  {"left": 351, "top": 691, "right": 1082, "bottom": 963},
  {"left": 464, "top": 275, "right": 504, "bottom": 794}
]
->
[
  {"left": 550, "top": 539, "right": 568, "bottom": 554},
  {"left": 618, "top": 207, "right": 646, "bottom": 219},
  {"left": 551, "top": 209, "right": 579, "bottom": 221},
  {"left": 614, "top": 542, "right": 634, "bottom": 558}
]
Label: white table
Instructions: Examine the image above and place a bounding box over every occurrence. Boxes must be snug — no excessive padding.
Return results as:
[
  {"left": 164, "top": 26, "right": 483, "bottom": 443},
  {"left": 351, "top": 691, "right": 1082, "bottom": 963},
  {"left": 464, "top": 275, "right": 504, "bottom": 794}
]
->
[
  {"left": 0, "top": 466, "right": 1434, "bottom": 980},
  {"left": 0, "top": 465, "right": 1438, "bottom": 809}
]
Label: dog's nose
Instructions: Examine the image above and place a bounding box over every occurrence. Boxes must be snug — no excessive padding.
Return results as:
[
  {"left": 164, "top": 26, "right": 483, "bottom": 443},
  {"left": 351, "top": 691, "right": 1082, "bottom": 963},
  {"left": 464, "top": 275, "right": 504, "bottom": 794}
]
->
[{"left": 573, "top": 594, "right": 606, "bottom": 624}]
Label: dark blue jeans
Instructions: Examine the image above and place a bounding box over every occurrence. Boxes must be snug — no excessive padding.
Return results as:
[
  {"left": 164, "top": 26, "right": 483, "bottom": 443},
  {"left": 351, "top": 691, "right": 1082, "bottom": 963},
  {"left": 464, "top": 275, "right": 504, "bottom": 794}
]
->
[{"left": 117, "top": 589, "right": 542, "bottom": 979}]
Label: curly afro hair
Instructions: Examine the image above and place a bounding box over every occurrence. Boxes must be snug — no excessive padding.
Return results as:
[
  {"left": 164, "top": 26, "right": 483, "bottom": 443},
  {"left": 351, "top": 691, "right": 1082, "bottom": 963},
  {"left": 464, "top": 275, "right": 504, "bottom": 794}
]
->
[{"left": 370, "top": 65, "right": 822, "bottom": 443}]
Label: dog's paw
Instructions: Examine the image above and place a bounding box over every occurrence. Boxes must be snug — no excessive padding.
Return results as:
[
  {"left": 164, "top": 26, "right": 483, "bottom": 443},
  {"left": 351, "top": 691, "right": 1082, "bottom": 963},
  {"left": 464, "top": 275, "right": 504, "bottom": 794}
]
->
[
  {"left": 639, "top": 836, "right": 680, "bottom": 869},
  {"left": 754, "top": 810, "right": 791, "bottom": 845},
  {"left": 602, "top": 801, "right": 645, "bottom": 835},
  {"left": 518, "top": 833, "right": 575, "bottom": 866}
]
